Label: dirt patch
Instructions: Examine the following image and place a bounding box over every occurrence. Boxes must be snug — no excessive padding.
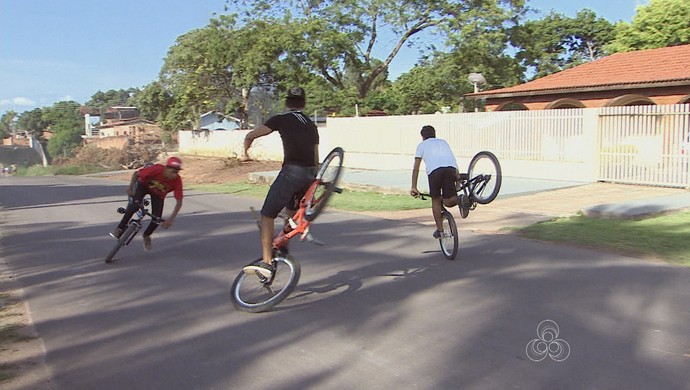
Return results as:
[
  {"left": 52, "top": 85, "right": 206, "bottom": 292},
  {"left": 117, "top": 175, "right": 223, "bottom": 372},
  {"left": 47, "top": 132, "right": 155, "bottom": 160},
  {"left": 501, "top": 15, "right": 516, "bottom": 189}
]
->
[{"left": 101, "top": 155, "right": 283, "bottom": 185}]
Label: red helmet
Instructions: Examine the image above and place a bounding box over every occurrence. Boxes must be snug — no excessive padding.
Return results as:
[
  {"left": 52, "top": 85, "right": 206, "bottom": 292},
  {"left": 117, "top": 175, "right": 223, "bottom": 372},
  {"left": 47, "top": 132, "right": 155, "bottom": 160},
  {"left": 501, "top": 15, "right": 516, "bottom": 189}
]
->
[{"left": 166, "top": 156, "right": 183, "bottom": 170}]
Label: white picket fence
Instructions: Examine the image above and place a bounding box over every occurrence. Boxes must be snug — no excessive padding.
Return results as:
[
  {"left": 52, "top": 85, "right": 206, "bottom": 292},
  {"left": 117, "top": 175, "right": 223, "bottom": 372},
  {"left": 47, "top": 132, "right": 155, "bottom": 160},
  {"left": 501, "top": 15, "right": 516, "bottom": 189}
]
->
[{"left": 179, "top": 104, "right": 690, "bottom": 188}]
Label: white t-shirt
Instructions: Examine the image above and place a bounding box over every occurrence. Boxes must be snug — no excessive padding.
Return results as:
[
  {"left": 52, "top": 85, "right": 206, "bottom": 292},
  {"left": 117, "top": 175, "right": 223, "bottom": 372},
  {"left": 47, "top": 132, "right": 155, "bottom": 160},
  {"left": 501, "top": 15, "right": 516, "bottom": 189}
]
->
[{"left": 415, "top": 138, "right": 458, "bottom": 175}]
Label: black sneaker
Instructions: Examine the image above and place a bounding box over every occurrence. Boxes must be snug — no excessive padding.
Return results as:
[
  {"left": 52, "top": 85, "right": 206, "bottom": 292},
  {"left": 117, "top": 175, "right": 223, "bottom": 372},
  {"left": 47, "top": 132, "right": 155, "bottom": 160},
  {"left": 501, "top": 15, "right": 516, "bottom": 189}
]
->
[
  {"left": 458, "top": 194, "right": 470, "bottom": 219},
  {"left": 433, "top": 230, "right": 442, "bottom": 239},
  {"left": 243, "top": 261, "right": 276, "bottom": 279},
  {"left": 109, "top": 227, "right": 123, "bottom": 239}
]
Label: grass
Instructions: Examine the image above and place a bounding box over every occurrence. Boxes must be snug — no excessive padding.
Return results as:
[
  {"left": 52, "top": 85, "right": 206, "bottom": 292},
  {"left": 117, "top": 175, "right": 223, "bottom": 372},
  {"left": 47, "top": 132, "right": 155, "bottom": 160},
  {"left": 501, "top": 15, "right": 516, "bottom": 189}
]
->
[
  {"left": 188, "top": 182, "right": 427, "bottom": 212},
  {"left": 515, "top": 211, "right": 690, "bottom": 266}
]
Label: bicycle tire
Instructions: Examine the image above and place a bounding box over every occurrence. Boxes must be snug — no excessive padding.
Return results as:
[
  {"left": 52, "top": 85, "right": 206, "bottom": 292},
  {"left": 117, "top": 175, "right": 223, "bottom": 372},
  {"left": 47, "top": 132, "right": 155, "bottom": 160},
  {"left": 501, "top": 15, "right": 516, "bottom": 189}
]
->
[
  {"left": 438, "top": 210, "right": 458, "bottom": 260},
  {"left": 304, "top": 147, "right": 344, "bottom": 222},
  {"left": 104, "top": 223, "right": 137, "bottom": 263},
  {"left": 230, "top": 254, "right": 301, "bottom": 313},
  {"left": 467, "top": 151, "right": 502, "bottom": 205}
]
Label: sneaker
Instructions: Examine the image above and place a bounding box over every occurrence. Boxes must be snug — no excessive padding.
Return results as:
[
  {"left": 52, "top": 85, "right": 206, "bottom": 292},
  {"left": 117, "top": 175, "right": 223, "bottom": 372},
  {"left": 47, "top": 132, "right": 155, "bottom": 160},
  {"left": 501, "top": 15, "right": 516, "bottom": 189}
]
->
[
  {"left": 243, "top": 261, "right": 275, "bottom": 279},
  {"left": 458, "top": 194, "right": 470, "bottom": 219},
  {"left": 143, "top": 236, "right": 152, "bottom": 252},
  {"left": 433, "top": 230, "right": 442, "bottom": 239},
  {"left": 109, "top": 227, "right": 123, "bottom": 239}
]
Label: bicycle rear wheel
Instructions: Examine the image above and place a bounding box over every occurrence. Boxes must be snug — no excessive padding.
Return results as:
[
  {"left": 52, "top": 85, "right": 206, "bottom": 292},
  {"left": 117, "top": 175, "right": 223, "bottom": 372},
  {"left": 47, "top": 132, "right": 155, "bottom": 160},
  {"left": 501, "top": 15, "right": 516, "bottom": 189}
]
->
[
  {"left": 438, "top": 210, "right": 458, "bottom": 260},
  {"left": 230, "top": 254, "right": 301, "bottom": 313},
  {"left": 467, "top": 151, "right": 502, "bottom": 205},
  {"left": 304, "top": 147, "right": 344, "bottom": 221}
]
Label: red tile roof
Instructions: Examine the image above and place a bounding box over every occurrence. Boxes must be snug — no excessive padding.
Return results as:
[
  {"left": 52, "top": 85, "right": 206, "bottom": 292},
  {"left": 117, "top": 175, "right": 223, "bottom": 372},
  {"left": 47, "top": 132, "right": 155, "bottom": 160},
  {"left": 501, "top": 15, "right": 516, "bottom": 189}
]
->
[{"left": 473, "top": 44, "right": 690, "bottom": 97}]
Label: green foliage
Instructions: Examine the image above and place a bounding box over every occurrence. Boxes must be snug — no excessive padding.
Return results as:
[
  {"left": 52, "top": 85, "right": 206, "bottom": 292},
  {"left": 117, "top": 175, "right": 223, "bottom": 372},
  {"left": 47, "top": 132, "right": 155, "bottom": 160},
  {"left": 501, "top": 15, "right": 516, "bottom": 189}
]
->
[
  {"left": 0, "top": 110, "right": 17, "bottom": 138},
  {"left": 606, "top": 0, "right": 690, "bottom": 52},
  {"left": 85, "top": 88, "right": 140, "bottom": 116},
  {"left": 43, "top": 101, "right": 83, "bottom": 159},
  {"left": 511, "top": 9, "right": 615, "bottom": 79},
  {"left": 17, "top": 108, "right": 48, "bottom": 137}
]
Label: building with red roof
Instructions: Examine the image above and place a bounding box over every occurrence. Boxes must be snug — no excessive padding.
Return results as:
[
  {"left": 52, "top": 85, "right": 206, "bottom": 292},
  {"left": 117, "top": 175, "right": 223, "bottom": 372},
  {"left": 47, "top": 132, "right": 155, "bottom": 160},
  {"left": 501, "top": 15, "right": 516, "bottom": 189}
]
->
[{"left": 469, "top": 44, "right": 690, "bottom": 111}]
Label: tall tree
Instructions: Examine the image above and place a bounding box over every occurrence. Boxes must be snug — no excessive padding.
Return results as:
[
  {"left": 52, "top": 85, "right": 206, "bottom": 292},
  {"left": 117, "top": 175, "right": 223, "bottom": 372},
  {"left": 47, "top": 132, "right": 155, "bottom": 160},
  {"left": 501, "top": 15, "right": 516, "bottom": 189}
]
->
[
  {"left": 511, "top": 9, "right": 615, "bottom": 79},
  {"left": 159, "top": 25, "right": 240, "bottom": 130},
  {"left": 225, "top": 0, "right": 526, "bottom": 101},
  {"left": 606, "top": 0, "right": 690, "bottom": 52}
]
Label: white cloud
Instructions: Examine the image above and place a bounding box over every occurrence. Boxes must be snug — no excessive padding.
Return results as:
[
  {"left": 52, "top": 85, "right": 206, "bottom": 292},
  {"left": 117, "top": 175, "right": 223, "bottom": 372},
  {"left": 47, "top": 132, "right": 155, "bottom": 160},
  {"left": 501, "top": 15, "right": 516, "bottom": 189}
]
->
[
  {"left": 59, "top": 95, "right": 74, "bottom": 102},
  {"left": 0, "top": 97, "right": 36, "bottom": 107}
]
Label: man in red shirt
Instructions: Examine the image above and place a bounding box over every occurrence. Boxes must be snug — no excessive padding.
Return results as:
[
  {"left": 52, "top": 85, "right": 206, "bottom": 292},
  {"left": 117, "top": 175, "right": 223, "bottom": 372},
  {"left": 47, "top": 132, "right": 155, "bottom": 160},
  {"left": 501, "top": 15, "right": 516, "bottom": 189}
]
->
[{"left": 110, "top": 156, "right": 184, "bottom": 251}]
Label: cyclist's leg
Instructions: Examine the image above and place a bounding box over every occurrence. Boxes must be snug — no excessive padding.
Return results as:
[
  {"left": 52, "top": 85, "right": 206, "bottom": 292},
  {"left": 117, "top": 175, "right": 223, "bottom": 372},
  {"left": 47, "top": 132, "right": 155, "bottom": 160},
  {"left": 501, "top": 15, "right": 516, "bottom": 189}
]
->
[
  {"left": 439, "top": 167, "right": 458, "bottom": 208},
  {"left": 142, "top": 196, "right": 164, "bottom": 237},
  {"left": 257, "top": 165, "right": 311, "bottom": 264},
  {"left": 427, "top": 168, "right": 446, "bottom": 234},
  {"left": 117, "top": 183, "right": 146, "bottom": 230}
]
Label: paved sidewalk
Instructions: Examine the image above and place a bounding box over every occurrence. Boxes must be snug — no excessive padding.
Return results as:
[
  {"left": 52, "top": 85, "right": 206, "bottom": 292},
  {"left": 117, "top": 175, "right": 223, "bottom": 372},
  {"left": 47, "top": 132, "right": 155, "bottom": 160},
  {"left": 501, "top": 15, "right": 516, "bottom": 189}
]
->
[{"left": 249, "top": 169, "right": 690, "bottom": 232}]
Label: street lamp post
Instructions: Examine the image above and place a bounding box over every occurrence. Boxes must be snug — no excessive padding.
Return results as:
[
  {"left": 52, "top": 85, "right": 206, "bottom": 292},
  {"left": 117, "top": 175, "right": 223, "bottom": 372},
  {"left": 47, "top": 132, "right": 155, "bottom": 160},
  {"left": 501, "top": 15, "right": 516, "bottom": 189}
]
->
[{"left": 467, "top": 73, "right": 486, "bottom": 112}]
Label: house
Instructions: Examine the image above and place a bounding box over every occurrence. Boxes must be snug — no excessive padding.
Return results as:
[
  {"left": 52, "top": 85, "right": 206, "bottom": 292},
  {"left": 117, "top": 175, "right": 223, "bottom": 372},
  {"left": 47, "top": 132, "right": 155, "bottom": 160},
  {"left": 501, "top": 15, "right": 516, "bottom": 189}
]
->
[
  {"left": 81, "top": 106, "right": 164, "bottom": 148},
  {"left": 469, "top": 44, "right": 690, "bottom": 111},
  {"left": 199, "top": 111, "right": 240, "bottom": 131}
]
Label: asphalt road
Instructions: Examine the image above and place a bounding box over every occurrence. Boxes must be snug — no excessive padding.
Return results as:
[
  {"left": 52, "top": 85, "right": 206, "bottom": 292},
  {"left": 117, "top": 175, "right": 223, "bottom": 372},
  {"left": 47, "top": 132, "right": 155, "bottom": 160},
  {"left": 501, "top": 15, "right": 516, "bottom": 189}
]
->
[{"left": 1, "top": 175, "right": 689, "bottom": 390}]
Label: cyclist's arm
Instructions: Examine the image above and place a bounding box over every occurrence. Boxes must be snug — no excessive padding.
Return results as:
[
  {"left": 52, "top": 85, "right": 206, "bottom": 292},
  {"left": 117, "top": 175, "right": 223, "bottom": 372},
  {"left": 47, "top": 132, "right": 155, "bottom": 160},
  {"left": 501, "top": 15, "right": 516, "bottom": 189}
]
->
[
  {"left": 241, "top": 124, "right": 273, "bottom": 161},
  {"left": 163, "top": 198, "right": 182, "bottom": 228},
  {"left": 410, "top": 157, "right": 422, "bottom": 196},
  {"left": 127, "top": 171, "right": 139, "bottom": 196},
  {"left": 313, "top": 144, "right": 319, "bottom": 167}
]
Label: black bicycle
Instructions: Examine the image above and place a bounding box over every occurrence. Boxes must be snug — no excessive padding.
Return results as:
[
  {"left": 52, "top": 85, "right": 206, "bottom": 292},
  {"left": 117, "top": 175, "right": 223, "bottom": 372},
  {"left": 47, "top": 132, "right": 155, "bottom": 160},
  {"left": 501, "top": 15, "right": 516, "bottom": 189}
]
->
[
  {"left": 419, "top": 151, "right": 502, "bottom": 260},
  {"left": 105, "top": 198, "right": 163, "bottom": 263}
]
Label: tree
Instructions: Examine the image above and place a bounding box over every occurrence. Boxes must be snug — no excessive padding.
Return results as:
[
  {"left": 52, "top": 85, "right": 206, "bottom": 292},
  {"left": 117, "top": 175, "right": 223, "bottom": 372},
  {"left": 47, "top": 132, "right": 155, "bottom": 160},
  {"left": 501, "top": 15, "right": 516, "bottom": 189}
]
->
[
  {"left": 129, "top": 81, "right": 173, "bottom": 123},
  {"left": 85, "top": 88, "right": 140, "bottom": 117},
  {"left": 17, "top": 108, "right": 49, "bottom": 138},
  {"left": 225, "top": 0, "right": 526, "bottom": 103},
  {"left": 606, "top": 0, "right": 690, "bottom": 52},
  {"left": 42, "top": 101, "right": 83, "bottom": 158},
  {"left": 0, "top": 110, "right": 17, "bottom": 138},
  {"left": 511, "top": 9, "right": 615, "bottom": 79},
  {"left": 159, "top": 25, "right": 240, "bottom": 130}
]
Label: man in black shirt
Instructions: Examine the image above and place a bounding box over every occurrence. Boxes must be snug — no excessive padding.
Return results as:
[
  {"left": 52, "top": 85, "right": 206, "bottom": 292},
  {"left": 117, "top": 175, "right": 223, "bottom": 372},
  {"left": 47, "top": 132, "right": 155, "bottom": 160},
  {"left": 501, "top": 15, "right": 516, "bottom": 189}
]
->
[{"left": 240, "top": 87, "right": 319, "bottom": 278}]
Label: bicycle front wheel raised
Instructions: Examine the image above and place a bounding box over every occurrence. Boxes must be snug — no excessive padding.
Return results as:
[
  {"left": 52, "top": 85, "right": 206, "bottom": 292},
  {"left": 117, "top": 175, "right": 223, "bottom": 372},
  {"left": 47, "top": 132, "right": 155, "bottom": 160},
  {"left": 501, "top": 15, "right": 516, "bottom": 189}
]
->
[
  {"left": 230, "top": 254, "right": 301, "bottom": 313},
  {"left": 304, "top": 147, "right": 344, "bottom": 221},
  {"left": 439, "top": 210, "right": 458, "bottom": 260},
  {"left": 467, "top": 151, "right": 502, "bottom": 205}
]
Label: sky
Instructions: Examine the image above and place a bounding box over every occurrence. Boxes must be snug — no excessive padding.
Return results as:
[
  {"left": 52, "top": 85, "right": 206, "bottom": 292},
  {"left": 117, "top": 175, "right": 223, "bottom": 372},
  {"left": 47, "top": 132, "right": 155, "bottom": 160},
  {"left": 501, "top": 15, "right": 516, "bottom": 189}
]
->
[{"left": 0, "top": 0, "right": 647, "bottom": 116}]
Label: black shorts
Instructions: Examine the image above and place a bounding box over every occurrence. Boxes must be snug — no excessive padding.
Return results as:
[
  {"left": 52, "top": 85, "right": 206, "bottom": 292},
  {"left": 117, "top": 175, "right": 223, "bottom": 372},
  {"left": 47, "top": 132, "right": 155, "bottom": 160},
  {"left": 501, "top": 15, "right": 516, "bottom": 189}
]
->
[
  {"left": 427, "top": 166, "right": 457, "bottom": 199},
  {"left": 261, "top": 164, "right": 316, "bottom": 218}
]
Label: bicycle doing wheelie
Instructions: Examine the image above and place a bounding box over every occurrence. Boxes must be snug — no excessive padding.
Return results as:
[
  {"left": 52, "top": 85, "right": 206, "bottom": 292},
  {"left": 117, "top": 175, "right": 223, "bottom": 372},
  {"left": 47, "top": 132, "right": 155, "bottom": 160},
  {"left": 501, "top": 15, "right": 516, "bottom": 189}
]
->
[
  {"left": 230, "top": 147, "right": 345, "bottom": 313},
  {"left": 105, "top": 197, "right": 163, "bottom": 263},
  {"left": 418, "top": 151, "right": 502, "bottom": 260}
]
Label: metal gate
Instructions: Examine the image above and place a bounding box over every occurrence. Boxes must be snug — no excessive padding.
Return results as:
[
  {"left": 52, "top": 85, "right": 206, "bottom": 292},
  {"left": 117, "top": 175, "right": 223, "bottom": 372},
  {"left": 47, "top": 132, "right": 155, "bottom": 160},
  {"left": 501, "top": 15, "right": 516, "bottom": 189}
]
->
[{"left": 598, "top": 104, "right": 690, "bottom": 188}]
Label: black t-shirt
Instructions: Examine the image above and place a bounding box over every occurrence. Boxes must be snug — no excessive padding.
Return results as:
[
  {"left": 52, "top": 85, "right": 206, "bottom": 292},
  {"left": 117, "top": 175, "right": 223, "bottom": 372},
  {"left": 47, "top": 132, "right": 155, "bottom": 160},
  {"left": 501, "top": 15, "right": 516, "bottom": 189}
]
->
[{"left": 265, "top": 110, "right": 319, "bottom": 167}]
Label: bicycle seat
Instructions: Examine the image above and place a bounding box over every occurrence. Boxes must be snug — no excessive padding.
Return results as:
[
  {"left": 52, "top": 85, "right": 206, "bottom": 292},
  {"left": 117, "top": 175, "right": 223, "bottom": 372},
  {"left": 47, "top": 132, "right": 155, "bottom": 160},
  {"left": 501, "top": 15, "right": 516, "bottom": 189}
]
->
[{"left": 458, "top": 173, "right": 469, "bottom": 181}]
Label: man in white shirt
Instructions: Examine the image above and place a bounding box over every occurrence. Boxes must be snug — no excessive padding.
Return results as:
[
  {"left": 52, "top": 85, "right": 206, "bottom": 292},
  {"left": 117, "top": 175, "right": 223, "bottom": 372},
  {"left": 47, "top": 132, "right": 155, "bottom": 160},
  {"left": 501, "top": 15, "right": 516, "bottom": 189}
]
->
[{"left": 410, "top": 125, "right": 460, "bottom": 238}]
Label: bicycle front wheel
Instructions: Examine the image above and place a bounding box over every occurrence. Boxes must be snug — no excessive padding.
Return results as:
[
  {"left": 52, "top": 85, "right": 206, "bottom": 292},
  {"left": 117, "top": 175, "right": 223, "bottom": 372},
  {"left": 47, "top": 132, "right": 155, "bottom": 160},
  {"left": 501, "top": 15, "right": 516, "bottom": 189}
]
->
[
  {"left": 304, "top": 147, "right": 344, "bottom": 221},
  {"left": 104, "top": 223, "right": 138, "bottom": 263},
  {"left": 467, "top": 151, "right": 502, "bottom": 205},
  {"left": 230, "top": 254, "right": 301, "bottom": 313},
  {"left": 438, "top": 210, "right": 458, "bottom": 260}
]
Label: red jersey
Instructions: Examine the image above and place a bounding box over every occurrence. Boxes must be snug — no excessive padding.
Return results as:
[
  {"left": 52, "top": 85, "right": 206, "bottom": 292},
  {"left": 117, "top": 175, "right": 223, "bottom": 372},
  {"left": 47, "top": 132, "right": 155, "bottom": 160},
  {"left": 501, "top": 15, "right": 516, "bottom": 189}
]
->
[{"left": 137, "top": 164, "right": 183, "bottom": 200}]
